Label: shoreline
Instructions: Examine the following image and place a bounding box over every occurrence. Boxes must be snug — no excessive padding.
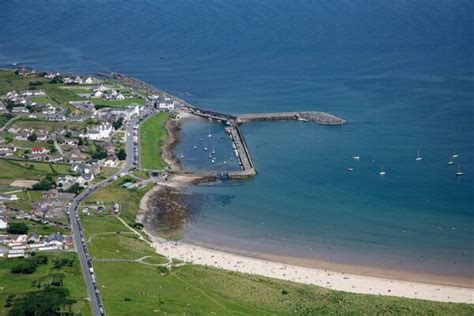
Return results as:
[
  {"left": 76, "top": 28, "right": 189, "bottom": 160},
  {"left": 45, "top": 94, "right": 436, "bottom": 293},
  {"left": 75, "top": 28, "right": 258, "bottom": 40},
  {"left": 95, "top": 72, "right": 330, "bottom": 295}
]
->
[
  {"left": 144, "top": 112, "right": 474, "bottom": 304},
  {"left": 138, "top": 179, "right": 473, "bottom": 304}
]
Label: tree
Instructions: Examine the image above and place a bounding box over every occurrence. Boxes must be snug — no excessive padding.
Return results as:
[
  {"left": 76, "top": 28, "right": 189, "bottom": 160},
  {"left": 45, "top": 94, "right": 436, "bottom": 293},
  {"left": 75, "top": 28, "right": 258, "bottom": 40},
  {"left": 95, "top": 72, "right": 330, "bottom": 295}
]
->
[
  {"left": 7, "top": 222, "right": 28, "bottom": 234},
  {"left": 117, "top": 148, "right": 127, "bottom": 160},
  {"left": 91, "top": 147, "right": 107, "bottom": 160},
  {"left": 65, "top": 183, "right": 83, "bottom": 195},
  {"left": 27, "top": 133, "right": 38, "bottom": 142},
  {"left": 50, "top": 75, "right": 64, "bottom": 84},
  {"left": 8, "top": 287, "right": 76, "bottom": 316},
  {"left": 112, "top": 117, "right": 124, "bottom": 130},
  {"left": 32, "top": 175, "right": 56, "bottom": 191}
]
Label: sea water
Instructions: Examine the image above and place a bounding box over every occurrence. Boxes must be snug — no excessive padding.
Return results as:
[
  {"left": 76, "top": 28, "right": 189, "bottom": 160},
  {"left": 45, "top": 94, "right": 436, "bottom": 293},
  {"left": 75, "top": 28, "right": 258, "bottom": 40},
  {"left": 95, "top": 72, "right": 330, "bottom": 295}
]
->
[{"left": 1, "top": 0, "right": 472, "bottom": 278}]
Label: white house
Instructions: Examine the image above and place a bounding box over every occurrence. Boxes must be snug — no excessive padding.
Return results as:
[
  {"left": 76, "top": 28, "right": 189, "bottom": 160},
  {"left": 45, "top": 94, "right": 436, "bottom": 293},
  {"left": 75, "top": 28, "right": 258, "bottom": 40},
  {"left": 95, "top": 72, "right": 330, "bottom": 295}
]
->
[
  {"left": 0, "top": 217, "right": 7, "bottom": 229},
  {"left": 158, "top": 100, "right": 175, "bottom": 111},
  {"left": 0, "top": 194, "right": 18, "bottom": 201},
  {"left": 87, "top": 123, "right": 113, "bottom": 140}
]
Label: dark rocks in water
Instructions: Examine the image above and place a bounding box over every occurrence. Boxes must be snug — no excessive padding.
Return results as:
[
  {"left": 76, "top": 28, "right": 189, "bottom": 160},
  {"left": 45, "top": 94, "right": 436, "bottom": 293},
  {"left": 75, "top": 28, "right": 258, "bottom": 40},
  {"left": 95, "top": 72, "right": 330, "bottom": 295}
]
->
[{"left": 147, "top": 186, "right": 235, "bottom": 239}]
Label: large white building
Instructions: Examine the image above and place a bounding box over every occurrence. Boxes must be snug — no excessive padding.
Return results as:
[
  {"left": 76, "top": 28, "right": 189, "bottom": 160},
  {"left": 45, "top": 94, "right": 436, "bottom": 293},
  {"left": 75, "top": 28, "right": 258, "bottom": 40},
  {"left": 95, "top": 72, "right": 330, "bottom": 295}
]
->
[
  {"left": 0, "top": 216, "right": 7, "bottom": 229},
  {"left": 86, "top": 123, "right": 113, "bottom": 140}
]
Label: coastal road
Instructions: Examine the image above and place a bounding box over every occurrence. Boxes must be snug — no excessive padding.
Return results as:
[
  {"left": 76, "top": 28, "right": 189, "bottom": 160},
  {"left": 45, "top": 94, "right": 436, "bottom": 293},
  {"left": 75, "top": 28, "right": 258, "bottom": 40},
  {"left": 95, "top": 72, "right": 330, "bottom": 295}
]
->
[{"left": 67, "top": 107, "right": 154, "bottom": 316}]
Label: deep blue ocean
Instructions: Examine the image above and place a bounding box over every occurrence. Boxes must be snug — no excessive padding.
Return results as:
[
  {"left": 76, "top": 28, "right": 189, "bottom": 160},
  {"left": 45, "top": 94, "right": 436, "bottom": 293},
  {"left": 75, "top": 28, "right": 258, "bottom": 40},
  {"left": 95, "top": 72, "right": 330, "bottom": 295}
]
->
[{"left": 1, "top": 0, "right": 473, "bottom": 278}]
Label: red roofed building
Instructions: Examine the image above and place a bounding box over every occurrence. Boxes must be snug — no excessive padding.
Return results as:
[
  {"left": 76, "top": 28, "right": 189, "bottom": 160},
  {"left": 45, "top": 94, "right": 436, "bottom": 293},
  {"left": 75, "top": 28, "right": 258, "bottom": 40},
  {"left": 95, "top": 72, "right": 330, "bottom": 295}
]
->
[{"left": 31, "top": 147, "right": 47, "bottom": 154}]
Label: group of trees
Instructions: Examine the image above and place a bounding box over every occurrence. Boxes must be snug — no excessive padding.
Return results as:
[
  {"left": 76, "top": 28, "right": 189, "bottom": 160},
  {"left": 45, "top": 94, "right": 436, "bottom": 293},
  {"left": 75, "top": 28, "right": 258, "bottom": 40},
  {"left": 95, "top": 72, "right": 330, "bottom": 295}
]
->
[
  {"left": 112, "top": 117, "right": 124, "bottom": 130},
  {"left": 10, "top": 256, "right": 48, "bottom": 274},
  {"left": 64, "top": 183, "right": 83, "bottom": 195},
  {"left": 6, "top": 222, "right": 28, "bottom": 234},
  {"left": 8, "top": 287, "right": 76, "bottom": 316},
  {"left": 91, "top": 146, "right": 107, "bottom": 159},
  {"left": 32, "top": 175, "right": 56, "bottom": 191},
  {"left": 52, "top": 257, "right": 75, "bottom": 269}
]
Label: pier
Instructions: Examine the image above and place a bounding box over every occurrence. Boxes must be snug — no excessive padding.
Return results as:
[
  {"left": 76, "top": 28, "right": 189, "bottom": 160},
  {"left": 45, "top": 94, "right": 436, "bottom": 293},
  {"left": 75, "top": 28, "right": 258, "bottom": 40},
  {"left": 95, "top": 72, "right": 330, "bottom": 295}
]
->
[
  {"left": 225, "top": 124, "right": 256, "bottom": 178},
  {"left": 236, "top": 111, "right": 346, "bottom": 125},
  {"left": 181, "top": 106, "right": 345, "bottom": 179}
]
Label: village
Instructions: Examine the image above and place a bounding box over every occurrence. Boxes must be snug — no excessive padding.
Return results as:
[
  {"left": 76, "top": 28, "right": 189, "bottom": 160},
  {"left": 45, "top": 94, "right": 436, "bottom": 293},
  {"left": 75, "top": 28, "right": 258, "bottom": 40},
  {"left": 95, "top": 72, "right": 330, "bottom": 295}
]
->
[{"left": 0, "top": 68, "right": 177, "bottom": 261}]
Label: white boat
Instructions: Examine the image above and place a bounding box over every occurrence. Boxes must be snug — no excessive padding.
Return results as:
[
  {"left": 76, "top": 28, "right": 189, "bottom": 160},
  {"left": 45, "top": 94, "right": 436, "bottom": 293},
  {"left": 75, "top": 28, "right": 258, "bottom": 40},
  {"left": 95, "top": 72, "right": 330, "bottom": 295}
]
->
[
  {"left": 179, "top": 154, "right": 184, "bottom": 159},
  {"left": 208, "top": 124, "right": 212, "bottom": 138},
  {"left": 352, "top": 156, "right": 360, "bottom": 161},
  {"left": 452, "top": 153, "right": 459, "bottom": 158},
  {"left": 211, "top": 146, "right": 215, "bottom": 155},
  {"left": 347, "top": 167, "right": 354, "bottom": 172},
  {"left": 379, "top": 165, "right": 386, "bottom": 176},
  {"left": 456, "top": 164, "right": 464, "bottom": 177},
  {"left": 448, "top": 160, "right": 454, "bottom": 165},
  {"left": 203, "top": 142, "right": 208, "bottom": 151},
  {"left": 416, "top": 150, "right": 422, "bottom": 161},
  {"left": 211, "top": 159, "right": 215, "bottom": 164}
]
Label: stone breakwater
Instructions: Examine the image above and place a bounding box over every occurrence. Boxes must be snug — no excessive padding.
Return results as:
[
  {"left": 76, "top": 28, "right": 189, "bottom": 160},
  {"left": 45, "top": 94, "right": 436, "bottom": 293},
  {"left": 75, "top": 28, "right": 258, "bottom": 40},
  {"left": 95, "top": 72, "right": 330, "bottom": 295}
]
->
[{"left": 236, "top": 111, "right": 346, "bottom": 125}]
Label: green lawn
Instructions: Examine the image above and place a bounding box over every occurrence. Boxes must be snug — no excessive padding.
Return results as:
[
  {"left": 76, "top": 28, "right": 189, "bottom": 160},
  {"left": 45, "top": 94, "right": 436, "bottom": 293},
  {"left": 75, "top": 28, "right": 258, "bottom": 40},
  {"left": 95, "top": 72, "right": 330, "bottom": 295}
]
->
[
  {"left": 91, "top": 98, "right": 145, "bottom": 107},
  {"left": 93, "top": 262, "right": 473, "bottom": 316},
  {"left": 12, "top": 119, "right": 83, "bottom": 131},
  {"left": 0, "top": 252, "right": 91, "bottom": 316},
  {"left": 90, "top": 167, "right": 119, "bottom": 184},
  {"left": 88, "top": 233, "right": 166, "bottom": 262},
  {"left": 140, "top": 112, "right": 172, "bottom": 170},
  {"left": 0, "top": 70, "right": 49, "bottom": 95},
  {"left": 84, "top": 176, "right": 154, "bottom": 225},
  {"left": 5, "top": 219, "right": 70, "bottom": 235},
  {"left": 0, "top": 159, "right": 71, "bottom": 184},
  {"left": 29, "top": 96, "right": 58, "bottom": 105},
  {"left": 0, "top": 114, "right": 13, "bottom": 128}
]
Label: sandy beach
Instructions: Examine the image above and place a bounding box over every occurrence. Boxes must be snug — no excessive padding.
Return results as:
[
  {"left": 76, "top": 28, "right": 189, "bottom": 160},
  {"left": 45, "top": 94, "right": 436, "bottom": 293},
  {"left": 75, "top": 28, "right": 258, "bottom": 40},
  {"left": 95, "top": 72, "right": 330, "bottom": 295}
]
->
[{"left": 138, "top": 181, "right": 473, "bottom": 305}]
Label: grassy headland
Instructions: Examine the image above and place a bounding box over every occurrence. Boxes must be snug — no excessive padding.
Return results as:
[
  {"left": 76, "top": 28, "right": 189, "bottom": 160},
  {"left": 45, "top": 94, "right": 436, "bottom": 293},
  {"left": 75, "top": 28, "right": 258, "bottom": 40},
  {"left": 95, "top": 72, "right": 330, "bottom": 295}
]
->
[{"left": 139, "top": 112, "right": 172, "bottom": 170}]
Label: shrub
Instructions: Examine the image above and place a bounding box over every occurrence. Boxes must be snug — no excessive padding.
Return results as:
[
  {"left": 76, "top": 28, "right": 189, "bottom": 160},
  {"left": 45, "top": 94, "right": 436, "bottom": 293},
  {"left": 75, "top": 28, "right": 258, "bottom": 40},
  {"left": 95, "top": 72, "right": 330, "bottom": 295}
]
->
[{"left": 7, "top": 222, "right": 28, "bottom": 234}]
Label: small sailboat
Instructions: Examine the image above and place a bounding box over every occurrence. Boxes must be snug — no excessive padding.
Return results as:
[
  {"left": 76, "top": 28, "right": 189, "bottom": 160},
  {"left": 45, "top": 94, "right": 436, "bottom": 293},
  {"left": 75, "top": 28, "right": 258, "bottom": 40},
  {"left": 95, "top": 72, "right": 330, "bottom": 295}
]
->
[
  {"left": 352, "top": 156, "right": 360, "bottom": 161},
  {"left": 211, "top": 146, "right": 215, "bottom": 155},
  {"left": 416, "top": 150, "right": 423, "bottom": 161},
  {"left": 203, "top": 142, "right": 208, "bottom": 151},
  {"left": 208, "top": 124, "right": 212, "bottom": 138},
  {"left": 456, "top": 164, "right": 464, "bottom": 177},
  {"left": 208, "top": 154, "right": 212, "bottom": 159},
  {"left": 193, "top": 144, "right": 197, "bottom": 150},
  {"left": 379, "top": 165, "right": 386, "bottom": 176},
  {"left": 211, "top": 159, "right": 215, "bottom": 164}
]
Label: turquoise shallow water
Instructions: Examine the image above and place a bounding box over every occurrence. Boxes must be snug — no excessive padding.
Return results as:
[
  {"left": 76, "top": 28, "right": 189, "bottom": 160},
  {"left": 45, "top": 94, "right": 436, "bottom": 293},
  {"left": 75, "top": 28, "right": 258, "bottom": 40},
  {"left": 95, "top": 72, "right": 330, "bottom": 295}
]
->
[{"left": 1, "top": 0, "right": 472, "bottom": 277}]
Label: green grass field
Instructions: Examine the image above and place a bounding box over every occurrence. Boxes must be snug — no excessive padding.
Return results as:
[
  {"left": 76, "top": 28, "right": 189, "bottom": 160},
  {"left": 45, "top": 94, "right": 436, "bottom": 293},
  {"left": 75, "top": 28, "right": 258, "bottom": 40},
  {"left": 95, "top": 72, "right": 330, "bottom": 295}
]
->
[
  {"left": 91, "top": 98, "right": 145, "bottom": 107},
  {"left": 0, "top": 70, "right": 48, "bottom": 95},
  {"left": 140, "top": 112, "right": 172, "bottom": 170},
  {"left": 93, "top": 262, "right": 473, "bottom": 316},
  {"left": 0, "top": 159, "right": 71, "bottom": 184},
  {"left": 0, "top": 252, "right": 91, "bottom": 316},
  {"left": 4, "top": 219, "right": 70, "bottom": 235},
  {"left": 88, "top": 233, "right": 166, "bottom": 262},
  {"left": 84, "top": 176, "right": 154, "bottom": 225},
  {"left": 12, "top": 119, "right": 83, "bottom": 131}
]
